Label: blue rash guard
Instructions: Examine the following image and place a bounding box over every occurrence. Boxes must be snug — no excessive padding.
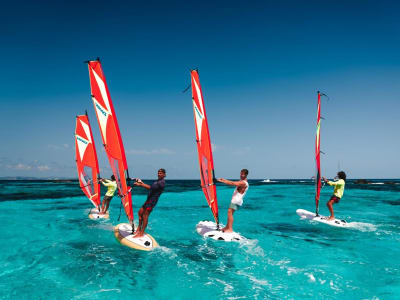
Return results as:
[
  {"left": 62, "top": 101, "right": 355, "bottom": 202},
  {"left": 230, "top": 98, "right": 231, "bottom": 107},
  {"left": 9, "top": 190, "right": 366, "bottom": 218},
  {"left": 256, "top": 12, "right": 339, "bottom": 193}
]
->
[{"left": 142, "top": 179, "right": 165, "bottom": 211}]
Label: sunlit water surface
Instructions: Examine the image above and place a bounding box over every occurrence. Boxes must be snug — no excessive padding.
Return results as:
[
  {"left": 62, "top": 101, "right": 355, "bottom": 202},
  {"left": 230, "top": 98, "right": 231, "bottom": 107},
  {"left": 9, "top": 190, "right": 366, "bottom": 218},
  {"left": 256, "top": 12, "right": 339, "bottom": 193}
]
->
[{"left": 0, "top": 179, "right": 399, "bottom": 299}]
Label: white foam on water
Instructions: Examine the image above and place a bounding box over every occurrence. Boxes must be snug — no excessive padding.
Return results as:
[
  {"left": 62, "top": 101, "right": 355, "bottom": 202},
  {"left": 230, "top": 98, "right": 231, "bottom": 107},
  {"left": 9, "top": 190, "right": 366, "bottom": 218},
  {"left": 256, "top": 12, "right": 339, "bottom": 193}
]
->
[
  {"left": 214, "top": 278, "right": 234, "bottom": 293},
  {"left": 267, "top": 257, "right": 290, "bottom": 268},
  {"left": 329, "top": 280, "right": 342, "bottom": 292},
  {"left": 227, "top": 296, "right": 247, "bottom": 300},
  {"left": 286, "top": 266, "right": 303, "bottom": 275},
  {"left": 305, "top": 272, "right": 316, "bottom": 282},
  {"left": 98, "top": 223, "right": 114, "bottom": 231},
  {"left": 156, "top": 245, "right": 177, "bottom": 259},
  {"left": 268, "top": 257, "right": 306, "bottom": 277},
  {"left": 98, "top": 289, "right": 121, "bottom": 293},
  {"left": 236, "top": 270, "right": 271, "bottom": 288},
  {"left": 235, "top": 270, "right": 273, "bottom": 299},
  {"left": 347, "top": 222, "right": 377, "bottom": 232},
  {"left": 238, "top": 238, "right": 265, "bottom": 257}
]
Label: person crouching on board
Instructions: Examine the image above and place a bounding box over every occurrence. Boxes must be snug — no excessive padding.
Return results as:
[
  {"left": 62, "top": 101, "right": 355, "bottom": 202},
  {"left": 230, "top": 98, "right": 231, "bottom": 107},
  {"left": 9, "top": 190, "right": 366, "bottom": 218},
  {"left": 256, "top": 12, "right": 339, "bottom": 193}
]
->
[
  {"left": 99, "top": 175, "right": 117, "bottom": 215},
  {"left": 217, "top": 169, "right": 249, "bottom": 233},
  {"left": 129, "top": 169, "right": 166, "bottom": 238},
  {"left": 323, "top": 171, "right": 346, "bottom": 221}
]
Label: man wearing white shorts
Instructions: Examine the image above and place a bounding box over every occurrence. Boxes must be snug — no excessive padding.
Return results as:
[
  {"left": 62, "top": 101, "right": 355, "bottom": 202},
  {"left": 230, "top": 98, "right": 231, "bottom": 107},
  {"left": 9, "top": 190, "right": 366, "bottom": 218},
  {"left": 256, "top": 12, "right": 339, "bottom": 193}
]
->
[{"left": 217, "top": 169, "right": 249, "bottom": 233}]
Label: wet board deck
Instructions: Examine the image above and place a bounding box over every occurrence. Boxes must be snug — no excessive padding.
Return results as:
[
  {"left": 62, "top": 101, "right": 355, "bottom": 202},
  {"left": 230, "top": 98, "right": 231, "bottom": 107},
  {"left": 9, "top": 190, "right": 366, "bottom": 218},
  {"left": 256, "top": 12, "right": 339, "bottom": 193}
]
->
[
  {"left": 196, "top": 220, "right": 245, "bottom": 242},
  {"left": 114, "top": 223, "right": 159, "bottom": 251}
]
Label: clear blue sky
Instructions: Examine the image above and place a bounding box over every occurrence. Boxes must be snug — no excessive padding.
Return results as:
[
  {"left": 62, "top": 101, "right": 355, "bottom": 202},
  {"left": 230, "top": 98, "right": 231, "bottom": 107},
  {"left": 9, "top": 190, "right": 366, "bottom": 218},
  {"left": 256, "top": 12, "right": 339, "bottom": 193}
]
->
[{"left": 1, "top": 0, "right": 399, "bottom": 179}]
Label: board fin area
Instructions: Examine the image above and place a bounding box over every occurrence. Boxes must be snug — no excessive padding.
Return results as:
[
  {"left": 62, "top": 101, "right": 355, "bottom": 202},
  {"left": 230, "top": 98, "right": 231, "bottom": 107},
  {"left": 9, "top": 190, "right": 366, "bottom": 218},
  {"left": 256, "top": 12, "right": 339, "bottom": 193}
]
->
[
  {"left": 114, "top": 223, "right": 159, "bottom": 251},
  {"left": 196, "top": 221, "right": 245, "bottom": 242},
  {"left": 88, "top": 208, "right": 109, "bottom": 220},
  {"left": 296, "top": 209, "right": 349, "bottom": 228}
]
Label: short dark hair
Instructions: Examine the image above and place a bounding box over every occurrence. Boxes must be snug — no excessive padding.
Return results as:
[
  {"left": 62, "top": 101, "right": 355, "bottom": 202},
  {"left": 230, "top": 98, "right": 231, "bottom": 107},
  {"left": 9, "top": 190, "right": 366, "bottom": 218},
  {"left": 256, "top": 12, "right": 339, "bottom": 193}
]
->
[
  {"left": 111, "top": 175, "right": 116, "bottom": 181},
  {"left": 337, "top": 171, "right": 346, "bottom": 181},
  {"left": 241, "top": 169, "right": 249, "bottom": 176},
  {"left": 159, "top": 168, "right": 166, "bottom": 174}
]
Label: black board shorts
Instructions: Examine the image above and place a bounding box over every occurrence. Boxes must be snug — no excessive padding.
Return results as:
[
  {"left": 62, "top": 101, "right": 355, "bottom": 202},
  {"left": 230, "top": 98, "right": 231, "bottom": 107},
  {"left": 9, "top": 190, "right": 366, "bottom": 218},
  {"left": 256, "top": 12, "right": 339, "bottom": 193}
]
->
[
  {"left": 330, "top": 195, "right": 341, "bottom": 203},
  {"left": 103, "top": 195, "right": 113, "bottom": 202}
]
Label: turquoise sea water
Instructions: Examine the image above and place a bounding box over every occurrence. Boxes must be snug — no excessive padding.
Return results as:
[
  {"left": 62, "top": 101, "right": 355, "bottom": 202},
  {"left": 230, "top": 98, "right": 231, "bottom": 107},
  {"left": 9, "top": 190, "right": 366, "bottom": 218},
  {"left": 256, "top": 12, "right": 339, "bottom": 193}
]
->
[{"left": 0, "top": 179, "right": 399, "bottom": 299}]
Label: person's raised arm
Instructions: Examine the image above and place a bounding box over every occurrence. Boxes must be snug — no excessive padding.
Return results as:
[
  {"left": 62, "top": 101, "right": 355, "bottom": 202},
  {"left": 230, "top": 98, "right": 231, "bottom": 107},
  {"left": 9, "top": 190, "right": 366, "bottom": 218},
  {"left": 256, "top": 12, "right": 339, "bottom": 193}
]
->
[
  {"left": 133, "top": 178, "right": 151, "bottom": 190},
  {"left": 323, "top": 177, "right": 337, "bottom": 186},
  {"left": 100, "top": 179, "right": 111, "bottom": 187},
  {"left": 217, "top": 178, "right": 246, "bottom": 187}
]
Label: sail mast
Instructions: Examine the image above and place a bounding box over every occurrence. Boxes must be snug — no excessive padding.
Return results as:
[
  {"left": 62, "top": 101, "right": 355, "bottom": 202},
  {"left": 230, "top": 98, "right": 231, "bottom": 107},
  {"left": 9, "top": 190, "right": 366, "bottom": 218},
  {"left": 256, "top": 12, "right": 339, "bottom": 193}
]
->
[
  {"left": 190, "top": 70, "right": 219, "bottom": 225},
  {"left": 315, "top": 91, "right": 322, "bottom": 215}
]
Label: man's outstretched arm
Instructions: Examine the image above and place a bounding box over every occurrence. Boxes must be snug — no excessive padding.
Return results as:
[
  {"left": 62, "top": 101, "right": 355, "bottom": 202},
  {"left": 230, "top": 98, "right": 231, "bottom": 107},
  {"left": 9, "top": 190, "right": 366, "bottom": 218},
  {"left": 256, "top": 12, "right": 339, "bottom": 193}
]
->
[
  {"left": 217, "top": 178, "right": 246, "bottom": 187},
  {"left": 132, "top": 178, "right": 151, "bottom": 190},
  {"left": 100, "top": 179, "right": 111, "bottom": 187},
  {"left": 322, "top": 177, "right": 337, "bottom": 186}
]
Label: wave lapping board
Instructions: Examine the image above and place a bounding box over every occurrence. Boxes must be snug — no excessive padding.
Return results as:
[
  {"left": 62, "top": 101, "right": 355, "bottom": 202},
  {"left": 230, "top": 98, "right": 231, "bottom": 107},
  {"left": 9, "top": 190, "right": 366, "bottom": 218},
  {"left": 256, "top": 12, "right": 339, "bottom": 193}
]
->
[
  {"left": 114, "top": 223, "right": 159, "bottom": 251},
  {"left": 196, "top": 221, "right": 245, "bottom": 242},
  {"left": 296, "top": 209, "right": 349, "bottom": 228},
  {"left": 88, "top": 209, "right": 109, "bottom": 220}
]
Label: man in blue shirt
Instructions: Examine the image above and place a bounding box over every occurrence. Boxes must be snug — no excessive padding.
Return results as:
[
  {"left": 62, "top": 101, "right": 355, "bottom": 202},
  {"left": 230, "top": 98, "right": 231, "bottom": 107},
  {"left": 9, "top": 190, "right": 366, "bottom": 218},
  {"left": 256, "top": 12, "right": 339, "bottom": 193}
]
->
[{"left": 131, "top": 169, "right": 166, "bottom": 237}]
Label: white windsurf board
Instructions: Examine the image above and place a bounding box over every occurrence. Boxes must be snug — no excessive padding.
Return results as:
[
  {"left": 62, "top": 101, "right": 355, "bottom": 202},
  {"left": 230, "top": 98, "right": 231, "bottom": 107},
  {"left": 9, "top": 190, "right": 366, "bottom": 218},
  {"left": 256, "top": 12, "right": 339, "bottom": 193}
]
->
[
  {"left": 296, "top": 209, "right": 349, "bottom": 228},
  {"left": 196, "top": 220, "right": 245, "bottom": 241},
  {"left": 88, "top": 208, "right": 109, "bottom": 220},
  {"left": 114, "top": 223, "right": 159, "bottom": 251}
]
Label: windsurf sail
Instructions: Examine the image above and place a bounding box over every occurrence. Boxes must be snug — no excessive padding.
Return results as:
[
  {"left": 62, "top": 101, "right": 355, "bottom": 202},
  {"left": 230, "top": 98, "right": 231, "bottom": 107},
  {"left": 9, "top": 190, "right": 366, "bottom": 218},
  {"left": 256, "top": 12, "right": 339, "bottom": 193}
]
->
[
  {"left": 86, "top": 59, "right": 133, "bottom": 223},
  {"left": 190, "top": 70, "right": 219, "bottom": 225},
  {"left": 315, "top": 91, "right": 322, "bottom": 215},
  {"left": 75, "top": 113, "right": 101, "bottom": 208}
]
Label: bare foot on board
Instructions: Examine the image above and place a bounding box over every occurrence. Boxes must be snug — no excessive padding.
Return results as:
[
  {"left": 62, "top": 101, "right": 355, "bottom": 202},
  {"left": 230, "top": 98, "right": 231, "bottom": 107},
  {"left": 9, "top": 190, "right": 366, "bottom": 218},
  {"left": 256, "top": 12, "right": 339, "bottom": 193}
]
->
[{"left": 133, "top": 232, "right": 144, "bottom": 238}]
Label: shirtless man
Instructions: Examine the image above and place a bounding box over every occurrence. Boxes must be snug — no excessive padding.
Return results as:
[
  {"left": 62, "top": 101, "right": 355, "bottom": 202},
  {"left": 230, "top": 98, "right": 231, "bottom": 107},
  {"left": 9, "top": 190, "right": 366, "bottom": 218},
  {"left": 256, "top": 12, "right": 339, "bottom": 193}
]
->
[{"left": 217, "top": 169, "right": 249, "bottom": 233}]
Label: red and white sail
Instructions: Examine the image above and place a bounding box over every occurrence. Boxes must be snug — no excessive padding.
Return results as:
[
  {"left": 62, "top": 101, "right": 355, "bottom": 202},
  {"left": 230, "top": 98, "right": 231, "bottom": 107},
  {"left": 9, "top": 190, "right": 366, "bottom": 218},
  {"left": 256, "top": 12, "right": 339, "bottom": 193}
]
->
[
  {"left": 75, "top": 114, "right": 101, "bottom": 208},
  {"left": 87, "top": 59, "right": 133, "bottom": 223},
  {"left": 315, "top": 92, "right": 322, "bottom": 215},
  {"left": 190, "top": 70, "right": 219, "bottom": 224}
]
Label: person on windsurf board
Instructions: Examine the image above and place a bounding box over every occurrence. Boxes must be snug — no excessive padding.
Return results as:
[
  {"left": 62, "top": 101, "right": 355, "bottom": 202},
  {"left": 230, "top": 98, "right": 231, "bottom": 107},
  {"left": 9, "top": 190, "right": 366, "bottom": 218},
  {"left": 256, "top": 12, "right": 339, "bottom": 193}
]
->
[
  {"left": 99, "top": 175, "right": 117, "bottom": 215},
  {"left": 217, "top": 169, "right": 249, "bottom": 233},
  {"left": 128, "top": 169, "right": 166, "bottom": 237},
  {"left": 323, "top": 171, "right": 346, "bottom": 220}
]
